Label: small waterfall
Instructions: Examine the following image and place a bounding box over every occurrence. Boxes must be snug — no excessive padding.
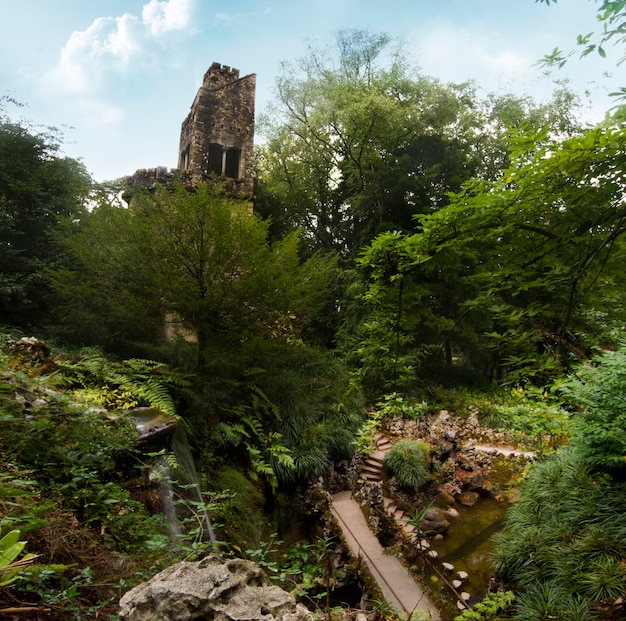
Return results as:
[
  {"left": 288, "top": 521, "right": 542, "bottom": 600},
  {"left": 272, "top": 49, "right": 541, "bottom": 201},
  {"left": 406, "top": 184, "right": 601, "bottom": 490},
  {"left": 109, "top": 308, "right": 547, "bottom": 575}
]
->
[
  {"left": 132, "top": 407, "right": 218, "bottom": 553},
  {"left": 170, "top": 425, "right": 219, "bottom": 551},
  {"left": 151, "top": 454, "right": 181, "bottom": 537}
]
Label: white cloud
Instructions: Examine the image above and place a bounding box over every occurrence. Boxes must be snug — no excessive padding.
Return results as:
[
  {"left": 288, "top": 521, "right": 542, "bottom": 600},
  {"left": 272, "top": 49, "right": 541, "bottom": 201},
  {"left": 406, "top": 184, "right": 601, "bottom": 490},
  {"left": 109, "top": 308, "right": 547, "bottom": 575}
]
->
[
  {"left": 142, "top": 0, "right": 195, "bottom": 35},
  {"left": 42, "top": 0, "right": 196, "bottom": 104},
  {"left": 74, "top": 98, "right": 126, "bottom": 128},
  {"left": 214, "top": 7, "right": 272, "bottom": 24},
  {"left": 411, "top": 21, "right": 532, "bottom": 93}
]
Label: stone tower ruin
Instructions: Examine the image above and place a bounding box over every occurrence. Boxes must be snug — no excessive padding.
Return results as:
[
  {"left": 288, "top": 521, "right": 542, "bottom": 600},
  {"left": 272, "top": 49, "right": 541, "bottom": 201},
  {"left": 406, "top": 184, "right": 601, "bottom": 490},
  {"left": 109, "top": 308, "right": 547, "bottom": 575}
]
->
[{"left": 178, "top": 62, "right": 256, "bottom": 197}]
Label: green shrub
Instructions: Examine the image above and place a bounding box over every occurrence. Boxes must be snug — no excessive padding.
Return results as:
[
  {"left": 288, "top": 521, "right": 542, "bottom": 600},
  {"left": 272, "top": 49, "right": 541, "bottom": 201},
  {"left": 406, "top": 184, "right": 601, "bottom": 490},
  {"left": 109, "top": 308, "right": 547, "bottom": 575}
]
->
[
  {"left": 491, "top": 444, "right": 626, "bottom": 620},
  {"left": 384, "top": 440, "right": 430, "bottom": 492},
  {"left": 560, "top": 345, "right": 626, "bottom": 473},
  {"left": 376, "top": 392, "right": 429, "bottom": 420}
]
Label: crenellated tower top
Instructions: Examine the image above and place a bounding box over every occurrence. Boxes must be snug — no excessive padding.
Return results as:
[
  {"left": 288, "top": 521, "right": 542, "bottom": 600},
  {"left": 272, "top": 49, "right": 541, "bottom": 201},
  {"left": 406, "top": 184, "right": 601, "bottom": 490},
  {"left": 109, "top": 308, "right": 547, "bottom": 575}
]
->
[
  {"left": 178, "top": 61, "right": 256, "bottom": 197},
  {"left": 203, "top": 62, "right": 241, "bottom": 87}
]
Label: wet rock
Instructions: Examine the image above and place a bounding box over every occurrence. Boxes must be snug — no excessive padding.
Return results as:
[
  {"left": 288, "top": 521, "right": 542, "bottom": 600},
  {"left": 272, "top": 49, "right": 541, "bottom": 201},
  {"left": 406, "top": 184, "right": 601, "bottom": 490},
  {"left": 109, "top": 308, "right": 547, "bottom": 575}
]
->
[
  {"left": 436, "top": 491, "right": 456, "bottom": 507},
  {"left": 119, "top": 556, "right": 313, "bottom": 621},
  {"left": 421, "top": 507, "right": 450, "bottom": 534},
  {"left": 468, "top": 472, "right": 492, "bottom": 492},
  {"left": 132, "top": 407, "right": 178, "bottom": 446},
  {"left": 456, "top": 491, "right": 480, "bottom": 507},
  {"left": 504, "top": 488, "right": 521, "bottom": 503}
]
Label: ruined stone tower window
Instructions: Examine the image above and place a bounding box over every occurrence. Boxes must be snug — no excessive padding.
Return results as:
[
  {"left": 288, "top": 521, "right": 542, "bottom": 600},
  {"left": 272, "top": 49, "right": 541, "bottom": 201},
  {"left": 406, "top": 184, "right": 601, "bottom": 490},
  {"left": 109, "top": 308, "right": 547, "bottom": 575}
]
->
[
  {"left": 207, "top": 143, "right": 241, "bottom": 180},
  {"left": 225, "top": 147, "right": 240, "bottom": 179},
  {"left": 180, "top": 145, "right": 190, "bottom": 170},
  {"left": 208, "top": 143, "right": 223, "bottom": 176}
]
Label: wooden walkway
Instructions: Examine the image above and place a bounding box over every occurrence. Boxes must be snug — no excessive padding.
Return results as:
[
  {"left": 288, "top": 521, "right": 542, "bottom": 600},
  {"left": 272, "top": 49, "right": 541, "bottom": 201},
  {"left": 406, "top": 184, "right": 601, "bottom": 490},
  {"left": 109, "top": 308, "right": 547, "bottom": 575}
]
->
[{"left": 331, "top": 491, "right": 439, "bottom": 619}]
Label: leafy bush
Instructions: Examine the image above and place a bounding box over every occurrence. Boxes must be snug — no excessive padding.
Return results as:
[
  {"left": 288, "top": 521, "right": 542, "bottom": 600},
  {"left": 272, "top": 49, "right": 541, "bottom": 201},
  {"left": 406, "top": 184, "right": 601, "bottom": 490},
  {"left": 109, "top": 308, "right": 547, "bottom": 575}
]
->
[
  {"left": 0, "top": 528, "right": 37, "bottom": 587},
  {"left": 560, "top": 345, "right": 626, "bottom": 473},
  {"left": 198, "top": 339, "right": 364, "bottom": 488},
  {"left": 376, "top": 392, "right": 429, "bottom": 420},
  {"left": 492, "top": 444, "right": 626, "bottom": 620},
  {"left": 477, "top": 388, "right": 571, "bottom": 451},
  {"left": 454, "top": 590, "right": 514, "bottom": 621},
  {"left": 384, "top": 440, "right": 431, "bottom": 491},
  {"left": 54, "top": 349, "right": 192, "bottom": 418},
  {"left": 353, "top": 408, "right": 384, "bottom": 454},
  {"left": 0, "top": 345, "right": 191, "bottom": 617}
]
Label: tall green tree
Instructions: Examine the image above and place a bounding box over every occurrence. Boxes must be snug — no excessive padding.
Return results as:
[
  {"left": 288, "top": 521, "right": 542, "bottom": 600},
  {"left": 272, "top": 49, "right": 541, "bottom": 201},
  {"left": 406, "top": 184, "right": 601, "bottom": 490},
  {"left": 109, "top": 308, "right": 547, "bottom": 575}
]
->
[
  {"left": 0, "top": 100, "right": 91, "bottom": 327},
  {"left": 50, "top": 181, "right": 337, "bottom": 368},
  {"left": 256, "top": 30, "right": 582, "bottom": 259},
  {"left": 357, "top": 124, "right": 626, "bottom": 389},
  {"left": 50, "top": 180, "right": 361, "bottom": 488}
]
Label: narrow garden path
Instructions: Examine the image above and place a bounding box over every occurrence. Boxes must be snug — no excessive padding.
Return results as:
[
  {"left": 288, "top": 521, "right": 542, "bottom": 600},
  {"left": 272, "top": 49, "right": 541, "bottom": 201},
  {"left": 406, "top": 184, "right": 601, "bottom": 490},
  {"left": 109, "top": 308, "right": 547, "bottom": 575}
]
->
[
  {"left": 331, "top": 491, "right": 438, "bottom": 618},
  {"left": 331, "top": 434, "right": 439, "bottom": 618}
]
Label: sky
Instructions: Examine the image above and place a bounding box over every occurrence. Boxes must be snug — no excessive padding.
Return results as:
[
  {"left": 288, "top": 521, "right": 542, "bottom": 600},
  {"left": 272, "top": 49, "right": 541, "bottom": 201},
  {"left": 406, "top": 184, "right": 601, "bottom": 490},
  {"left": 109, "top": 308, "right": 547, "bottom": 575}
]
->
[{"left": 1, "top": 0, "right": 622, "bottom": 182}]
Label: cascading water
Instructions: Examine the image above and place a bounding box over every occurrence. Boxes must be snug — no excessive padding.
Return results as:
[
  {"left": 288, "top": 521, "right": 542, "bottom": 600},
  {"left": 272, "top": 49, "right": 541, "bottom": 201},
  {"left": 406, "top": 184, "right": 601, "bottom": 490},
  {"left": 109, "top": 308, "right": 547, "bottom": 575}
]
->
[
  {"left": 151, "top": 453, "right": 181, "bottom": 537},
  {"left": 131, "top": 407, "right": 219, "bottom": 553},
  {"left": 170, "top": 425, "right": 219, "bottom": 551}
]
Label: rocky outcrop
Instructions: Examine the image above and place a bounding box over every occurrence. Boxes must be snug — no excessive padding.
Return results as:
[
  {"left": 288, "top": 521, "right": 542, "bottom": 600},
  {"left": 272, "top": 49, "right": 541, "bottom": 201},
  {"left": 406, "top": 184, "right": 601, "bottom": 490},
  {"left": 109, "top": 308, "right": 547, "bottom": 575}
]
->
[{"left": 118, "top": 556, "right": 314, "bottom": 621}]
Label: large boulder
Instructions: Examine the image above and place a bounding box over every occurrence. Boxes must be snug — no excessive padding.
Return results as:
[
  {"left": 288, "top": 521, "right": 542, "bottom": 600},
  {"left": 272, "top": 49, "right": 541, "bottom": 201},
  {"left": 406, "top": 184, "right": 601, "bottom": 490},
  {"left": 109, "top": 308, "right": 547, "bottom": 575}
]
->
[
  {"left": 119, "top": 556, "right": 314, "bottom": 621},
  {"left": 420, "top": 507, "right": 450, "bottom": 534}
]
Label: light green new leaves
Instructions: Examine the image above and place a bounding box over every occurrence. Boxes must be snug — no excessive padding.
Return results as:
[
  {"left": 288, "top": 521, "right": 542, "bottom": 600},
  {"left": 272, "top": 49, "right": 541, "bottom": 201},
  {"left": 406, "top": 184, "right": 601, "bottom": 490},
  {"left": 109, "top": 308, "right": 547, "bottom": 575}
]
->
[{"left": 0, "top": 529, "right": 37, "bottom": 588}]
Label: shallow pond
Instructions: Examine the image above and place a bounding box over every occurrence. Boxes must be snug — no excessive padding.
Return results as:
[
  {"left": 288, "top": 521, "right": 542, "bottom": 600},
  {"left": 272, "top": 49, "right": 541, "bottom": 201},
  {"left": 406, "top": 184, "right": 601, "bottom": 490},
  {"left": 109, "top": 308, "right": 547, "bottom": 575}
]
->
[{"left": 426, "top": 496, "right": 509, "bottom": 619}]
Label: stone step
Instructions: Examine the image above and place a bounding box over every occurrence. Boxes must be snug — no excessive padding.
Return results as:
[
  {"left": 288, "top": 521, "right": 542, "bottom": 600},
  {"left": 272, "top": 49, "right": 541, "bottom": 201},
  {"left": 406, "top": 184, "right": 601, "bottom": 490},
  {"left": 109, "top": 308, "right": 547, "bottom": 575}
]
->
[
  {"left": 362, "top": 460, "right": 383, "bottom": 472},
  {"left": 363, "top": 473, "right": 380, "bottom": 481},
  {"left": 375, "top": 434, "right": 393, "bottom": 448},
  {"left": 369, "top": 450, "right": 387, "bottom": 463},
  {"left": 361, "top": 468, "right": 380, "bottom": 481}
]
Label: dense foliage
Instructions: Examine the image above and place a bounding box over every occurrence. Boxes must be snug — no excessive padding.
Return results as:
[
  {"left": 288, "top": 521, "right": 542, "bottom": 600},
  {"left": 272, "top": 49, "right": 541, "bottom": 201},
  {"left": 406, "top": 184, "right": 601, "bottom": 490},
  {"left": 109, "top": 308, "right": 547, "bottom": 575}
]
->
[
  {"left": 490, "top": 343, "right": 626, "bottom": 620},
  {"left": 493, "top": 447, "right": 626, "bottom": 620},
  {"left": 355, "top": 124, "right": 626, "bottom": 392},
  {"left": 2, "top": 4, "right": 626, "bottom": 617},
  {"left": 0, "top": 99, "right": 91, "bottom": 327},
  {"left": 257, "top": 31, "right": 580, "bottom": 259}
]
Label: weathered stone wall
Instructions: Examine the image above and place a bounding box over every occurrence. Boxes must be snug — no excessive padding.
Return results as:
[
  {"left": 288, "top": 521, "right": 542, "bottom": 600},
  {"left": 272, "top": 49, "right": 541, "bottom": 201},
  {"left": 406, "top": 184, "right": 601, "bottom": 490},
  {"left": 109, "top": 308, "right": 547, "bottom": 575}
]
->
[{"left": 178, "top": 62, "right": 256, "bottom": 197}]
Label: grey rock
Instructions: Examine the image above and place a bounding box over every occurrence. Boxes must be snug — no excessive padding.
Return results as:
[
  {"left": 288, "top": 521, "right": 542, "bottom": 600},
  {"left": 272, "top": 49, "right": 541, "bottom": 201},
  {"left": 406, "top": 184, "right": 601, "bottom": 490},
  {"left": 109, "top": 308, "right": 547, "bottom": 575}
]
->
[
  {"left": 119, "top": 556, "right": 314, "bottom": 621},
  {"left": 421, "top": 507, "right": 450, "bottom": 534}
]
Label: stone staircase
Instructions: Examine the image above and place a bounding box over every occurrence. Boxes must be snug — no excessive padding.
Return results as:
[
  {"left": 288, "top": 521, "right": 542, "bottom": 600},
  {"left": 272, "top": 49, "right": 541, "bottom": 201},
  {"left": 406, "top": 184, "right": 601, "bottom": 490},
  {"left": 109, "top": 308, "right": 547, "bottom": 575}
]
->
[
  {"left": 360, "top": 433, "right": 391, "bottom": 481},
  {"left": 361, "top": 433, "right": 437, "bottom": 557}
]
